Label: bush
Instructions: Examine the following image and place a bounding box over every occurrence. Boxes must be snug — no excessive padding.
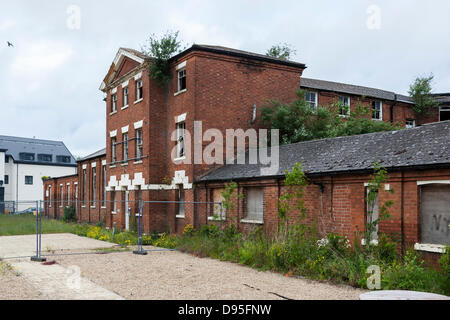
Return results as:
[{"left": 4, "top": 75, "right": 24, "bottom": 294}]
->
[{"left": 63, "top": 206, "right": 76, "bottom": 222}]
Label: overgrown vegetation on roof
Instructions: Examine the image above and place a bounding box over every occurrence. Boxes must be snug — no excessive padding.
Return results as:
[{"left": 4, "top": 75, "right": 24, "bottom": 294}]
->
[
  {"left": 141, "top": 30, "right": 184, "bottom": 87},
  {"left": 261, "top": 89, "right": 403, "bottom": 145},
  {"left": 266, "top": 43, "right": 296, "bottom": 60}
]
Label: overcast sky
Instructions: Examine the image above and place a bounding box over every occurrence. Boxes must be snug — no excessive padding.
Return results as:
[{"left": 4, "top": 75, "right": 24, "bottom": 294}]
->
[{"left": 1, "top": 0, "right": 449, "bottom": 157}]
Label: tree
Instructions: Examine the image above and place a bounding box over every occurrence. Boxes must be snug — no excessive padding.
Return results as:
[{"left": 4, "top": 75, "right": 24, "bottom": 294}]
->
[
  {"left": 266, "top": 43, "right": 296, "bottom": 60},
  {"left": 261, "top": 90, "right": 402, "bottom": 145},
  {"left": 141, "top": 30, "right": 184, "bottom": 86},
  {"left": 408, "top": 74, "right": 438, "bottom": 115}
]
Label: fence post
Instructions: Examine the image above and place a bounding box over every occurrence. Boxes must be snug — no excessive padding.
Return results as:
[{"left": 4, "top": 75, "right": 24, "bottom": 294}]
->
[
  {"left": 31, "top": 200, "right": 46, "bottom": 262},
  {"left": 133, "top": 200, "right": 147, "bottom": 255}
]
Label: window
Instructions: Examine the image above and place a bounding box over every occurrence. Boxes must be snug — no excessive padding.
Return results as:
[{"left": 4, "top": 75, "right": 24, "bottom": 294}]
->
[
  {"left": 419, "top": 184, "right": 450, "bottom": 245},
  {"left": 405, "top": 119, "right": 416, "bottom": 128},
  {"left": 371, "top": 101, "right": 382, "bottom": 120},
  {"left": 112, "top": 191, "right": 117, "bottom": 213},
  {"left": 49, "top": 186, "right": 52, "bottom": 207},
  {"left": 102, "top": 165, "right": 106, "bottom": 207},
  {"left": 136, "top": 128, "right": 143, "bottom": 159},
  {"left": 111, "top": 137, "right": 117, "bottom": 163},
  {"left": 136, "top": 80, "right": 143, "bottom": 101},
  {"left": 25, "top": 176, "right": 33, "bottom": 185},
  {"left": 56, "top": 156, "right": 71, "bottom": 163},
  {"left": 38, "top": 154, "right": 52, "bottom": 162},
  {"left": 365, "top": 187, "right": 379, "bottom": 242},
  {"left": 67, "top": 185, "right": 71, "bottom": 204},
  {"left": 123, "top": 133, "right": 129, "bottom": 162},
  {"left": 177, "top": 69, "right": 186, "bottom": 92},
  {"left": 123, "top": 87, "right": 129, "bottom": 107},
  {"left": 177, "top": 185, "right": 185, "bottom": 217},
  {"left": 111, "top": 94, "right": 117, "bottom": 112},
  {"left": 60, "top": 185, "right": 64, "bottom": 207},
  {"left": 439, "top": 106, "right": 450, "bottom": 122},
  {"left": 4, "top": 175, "right": 8, "bottom": 185},
  {"left": 82, "top": 169, "right": 87, "bottom": 205},
  {"left": 176, "top": 122, "right": 186, "bottom": 158},
  {"left": 92, "top": 167, "right": 96, "bottom": 206},
  {"left": 305, "top": 91, "right": 317, "bottom": 109},
  {"left": 211, "top": 188, "right": 225, "bottom": 220},
  {"left": 20, "top": 153, "right": 35, "bottom": 161},
  {"left": 338, "top": 96, "right": 351, "bottom": 116},
  {"left": 245, "top": 188, "right": 264, "bottom": 222}
]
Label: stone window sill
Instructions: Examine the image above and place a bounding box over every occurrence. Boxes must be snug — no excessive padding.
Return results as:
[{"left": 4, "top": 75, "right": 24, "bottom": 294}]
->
[
  {"left": 134, "top": 98, "right": 143, "bottom": 105},
  {"left": 173, "top": 156, "right": 186, "bottom": 162},
  {"left": 240, "top": 219, "right": 264, "bottom": 225},
  {"left": 121, "top": 163, "right": 128, "bottom": 166},
  {"left": 174, "top": 89, "right": 187, "bottom": 96},
  {"left": 111, "top": 211, "right": 117, "bottom": 215},
  {"left": 121, "top": 105, "right": 129, "bottom": 110},
  {"left": 414, "top": 243, "right": 447, "bottom": 254},
  {"left": 176, "top": 215, "right": 185, "bottom": 219},
  {"left": 110, "top": 111, "right": 117, "bottom": 116},
  {"left": 109, "top": 165, "right": 117, "bottom": 168},
  {"left": 208, "top": 216, "right": 226, "bottom": 221},
  {"left": 134, "top": 160, "right": 143, "bottom": 164}
]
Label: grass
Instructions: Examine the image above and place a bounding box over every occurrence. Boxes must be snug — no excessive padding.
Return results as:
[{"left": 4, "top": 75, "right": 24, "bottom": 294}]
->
[{"left": 0, "top": 214, "right": 75, "bottom": 236}]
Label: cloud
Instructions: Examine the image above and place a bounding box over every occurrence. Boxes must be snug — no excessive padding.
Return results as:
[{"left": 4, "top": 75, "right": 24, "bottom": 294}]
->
[
  {"left": 10, "top": 41, "right": 73, "bottom": 76},
  {"left": 0, "top": 18, "right": 16, "bottom": 31}
]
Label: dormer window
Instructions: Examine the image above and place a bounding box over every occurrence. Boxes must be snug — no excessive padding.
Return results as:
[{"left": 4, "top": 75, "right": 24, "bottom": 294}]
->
[
  {"left": 19, "top": 153, "right": 35, "bottom": 161},
  {"left": 38, "top": 154, "right": 52, "bottom": 162},
  {"left": 56, "top": 155, "right": 71, "bottom": 163}
]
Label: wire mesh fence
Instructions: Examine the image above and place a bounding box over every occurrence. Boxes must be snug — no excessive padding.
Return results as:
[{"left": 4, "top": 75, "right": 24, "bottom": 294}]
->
[{"left": 0, "top": 199, "right": 224, "bottom": 261}]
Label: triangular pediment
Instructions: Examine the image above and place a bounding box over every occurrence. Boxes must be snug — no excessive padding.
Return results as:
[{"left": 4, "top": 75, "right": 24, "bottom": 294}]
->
[{"left": 100, "top": 48, "right": 147, "bottom": 91}]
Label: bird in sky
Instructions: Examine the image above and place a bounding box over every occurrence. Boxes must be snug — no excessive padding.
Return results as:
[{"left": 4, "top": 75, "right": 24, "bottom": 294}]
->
[{"left": 7, "top": 41, "right": 14, "bottom": 47}]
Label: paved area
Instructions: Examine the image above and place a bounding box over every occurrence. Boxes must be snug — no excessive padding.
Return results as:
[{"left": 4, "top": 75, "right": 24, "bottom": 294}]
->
[
  {"left": 0, "top": 234, "right": 123, "bottom": 300},
  {"left": 1, "top": 233, "right": 365, "bottom": 300}
]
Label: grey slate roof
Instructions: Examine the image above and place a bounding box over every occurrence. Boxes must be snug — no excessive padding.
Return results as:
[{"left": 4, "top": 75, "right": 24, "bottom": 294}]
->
[
  {"left": 300, "top": 77, "right": 414, "bottom": 104},
  {"left": 0, "top": 135, "right": 76, "bottom": 166},
  {"left": 433, "top": 93, "right": 450, "bottom": 105},
  {"left": 78, "top": 148, "right": 106, "bottom": 162},
  {"left": 200, "top": 120, "right": 450, "bottom": 182}
]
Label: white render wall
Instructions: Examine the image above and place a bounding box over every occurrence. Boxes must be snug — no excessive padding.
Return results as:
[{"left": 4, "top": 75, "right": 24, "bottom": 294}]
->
[{"left": 3, "top": 160, "right": 76, "bottom": 210}]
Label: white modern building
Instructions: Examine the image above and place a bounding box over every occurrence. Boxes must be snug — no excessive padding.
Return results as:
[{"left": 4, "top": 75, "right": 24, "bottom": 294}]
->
[{"left": 0, "top": 135, "right": 77, "bottom": 212}]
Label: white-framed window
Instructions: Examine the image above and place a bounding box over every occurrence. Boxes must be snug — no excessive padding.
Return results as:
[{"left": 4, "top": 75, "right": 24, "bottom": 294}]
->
[
  {"left": 60, "top": 185, "right": 64, "bottom": 207},
  {"left": 67, "top": 185, "right": 71, "bottom": 204},
  {"left": 176, "top": 122, "right": 186, "bottom": 158},
  {"left": 25, "top": 176, "right": 33, "bottom": 185},
  {"left": 136, "top": 80, "right": 143, "bottom": 101},
  {"left": 177, "top": 69, "right": 186, "bottom": 92},
  {"left": 211, "top": 188, "right": 225, "bottom": 220},
  {"left": 92, "top": 167, "right": 96, "bottom": 206},
  {"left": 123, "top": 133, "right": 128, "bottom": 162},
  {"left": 338, "top": 95, "right": 351, "bottom": 117},
  {"left": 405, "top": 119, "right": 416, "bottom": 128},
  {"left": 123, "top": 87, "right": 129, "bottom": 107},
  {"left": 112, "top": 191, "right": 117, "bottom": 213},
  {"left": 49, "top": 186, "right": 52, "bottom": 207},
  {"left": 111, "top": 94, "right": 117, "bottom": 113},
  {"left": 176, "top": 185, "right": 185, "bottom": 218},
  {"left": 305, "top": 91, "right": 318, "bottom": 109},
  {"left": 371, "top": 101, "right": 382, "bottom": 120},
  {"left": 82, "top": 169, "right": 87, "bottom": 205},
  {"left": 102, "top": 165, "right": 106, "bottom": 207},
  {"left": 111, "top": 137, "right": 117, "bottom": 163},
  {"left": 365, "top": 187, "right": 379, "bottom": 242},
  {"left": 245, "top": 188, "right": 264, "bottom": 222},
  {"left": 136, "top": 128, "right": 143, "bottom": 159}
]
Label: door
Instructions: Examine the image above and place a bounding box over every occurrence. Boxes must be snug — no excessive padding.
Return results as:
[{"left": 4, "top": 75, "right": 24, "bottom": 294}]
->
[
  {"left": 420, "top": 184, "right": 450, "bottom": 245},
  {"left": 125, "top": 191, "right": 129, "bottom": 231}
]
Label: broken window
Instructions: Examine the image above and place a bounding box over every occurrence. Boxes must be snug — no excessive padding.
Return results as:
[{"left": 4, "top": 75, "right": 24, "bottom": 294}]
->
[
  {"left": 365, "top": 187, "right": 379, "bottom": 242},
  {"left": 136, "top": 128, "right": 143, "bottom": 159},
  {"left": 211, "top": 188, "right": 225, "bottom": 219},
  {"left": 111, "top": 137, "right": 117, "bottom": 163},
  {"left": 123, "top": 133, "right": 128, "bottom": 162},
  {"left": 176, "top": 122, "right": 186, "bottom": 158},
  {"left": 338, "top": 96, "right": 351, "bottom": 116},
  {"left": 405, "top": 119, "right": 416, "bottom": 128},
  {"left": 440, "top": 106, "right": 450, "bottom": 121}
]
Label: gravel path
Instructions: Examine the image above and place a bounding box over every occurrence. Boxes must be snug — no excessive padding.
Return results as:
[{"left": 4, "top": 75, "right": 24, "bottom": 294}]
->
[
  {"left": 54, "top": 245, "right": 366, "bottom": 300},
  {"left": 0, "top": 262, "right": 45, "bottom": 300}
]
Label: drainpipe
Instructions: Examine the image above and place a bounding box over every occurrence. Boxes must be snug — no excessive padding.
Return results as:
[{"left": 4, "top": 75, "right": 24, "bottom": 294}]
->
[
  {"left": 401, "top": 170, "right": 405, "bottom": 256},
  {"left": 16, "top": 163, "right": 19, "bottom": 211}
]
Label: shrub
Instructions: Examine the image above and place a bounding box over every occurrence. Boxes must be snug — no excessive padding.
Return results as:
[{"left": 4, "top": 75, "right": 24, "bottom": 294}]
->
[{"left": 63, "top": 206, "right": 76, "bottom": 222}]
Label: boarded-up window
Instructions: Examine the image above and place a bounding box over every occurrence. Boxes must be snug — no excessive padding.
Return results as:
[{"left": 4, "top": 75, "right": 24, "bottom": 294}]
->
[
  {"left": 246, "top": 188, "right": 264, "bottom": 222},
  {"left": 365, "top": 188, "right": 379, "bottom": 241},
  {"left": 212, "top": 188, "right": 225, "bottom": 219},
  {"left": 420, "top": 184, "right": 450, "bottom": 245}
]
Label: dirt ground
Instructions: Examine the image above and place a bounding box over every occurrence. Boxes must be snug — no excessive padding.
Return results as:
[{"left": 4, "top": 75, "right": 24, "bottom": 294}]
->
[
  {"left": 53, "top": 246, "right": 365, "bottom": 300},
  {"left": 0, "top": 234, "right": 365, "bottom": 300}
]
